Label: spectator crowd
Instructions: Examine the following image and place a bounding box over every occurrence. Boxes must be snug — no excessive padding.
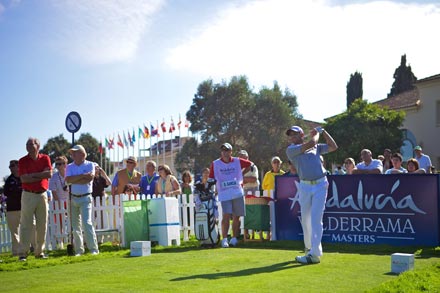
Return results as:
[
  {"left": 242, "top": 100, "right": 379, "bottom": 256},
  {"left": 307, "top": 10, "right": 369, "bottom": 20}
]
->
[{"left": 0, "top": 133, "right": 437, "bottom": 262}]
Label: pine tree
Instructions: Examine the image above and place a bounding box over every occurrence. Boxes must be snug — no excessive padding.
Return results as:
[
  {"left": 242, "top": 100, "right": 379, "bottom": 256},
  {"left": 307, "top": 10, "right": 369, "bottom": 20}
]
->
[
  {"left": 346, "top": 71, "right": 363, "bottom": 108},
  {"left": 388, "top": 54, "right": 417, "bottom": 98}
]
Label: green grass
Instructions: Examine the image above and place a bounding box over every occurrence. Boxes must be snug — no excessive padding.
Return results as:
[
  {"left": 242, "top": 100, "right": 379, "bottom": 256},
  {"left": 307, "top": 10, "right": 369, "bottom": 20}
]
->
[{"left": 1, "top": 240, "right": 439, "bottom": 292}]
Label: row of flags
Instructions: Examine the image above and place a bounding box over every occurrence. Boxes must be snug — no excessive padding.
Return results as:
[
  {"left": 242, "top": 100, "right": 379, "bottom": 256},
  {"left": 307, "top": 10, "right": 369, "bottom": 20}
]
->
[{"left": 98, "top": 117, "right": 190, "bottom": 153}]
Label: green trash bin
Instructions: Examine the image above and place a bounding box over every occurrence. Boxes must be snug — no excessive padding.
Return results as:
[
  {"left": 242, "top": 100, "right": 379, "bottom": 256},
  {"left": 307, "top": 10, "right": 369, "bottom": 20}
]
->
[{"left": 123, "top": 200, "right": 149, "bottom": 248}]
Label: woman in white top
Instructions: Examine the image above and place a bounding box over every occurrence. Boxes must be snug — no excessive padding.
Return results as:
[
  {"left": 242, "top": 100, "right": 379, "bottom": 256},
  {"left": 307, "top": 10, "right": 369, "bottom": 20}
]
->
[{"left": 49, "top": 156, "right": 69, "bottom": 203}]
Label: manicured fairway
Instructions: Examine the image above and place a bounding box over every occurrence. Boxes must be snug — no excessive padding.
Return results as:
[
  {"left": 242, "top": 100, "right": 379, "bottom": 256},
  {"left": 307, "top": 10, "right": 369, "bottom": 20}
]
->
[{"left": 1, "top": 241, "right": 439, "bottom": 292}]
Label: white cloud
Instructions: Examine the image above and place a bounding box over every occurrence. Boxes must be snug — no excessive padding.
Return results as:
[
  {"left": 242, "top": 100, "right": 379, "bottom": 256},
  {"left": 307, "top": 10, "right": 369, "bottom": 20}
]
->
[
  {"left": 47, "top": 0, "right": 165, "bottom": 64},
  {"left": 166, "top": 0, "right": 440, "bottom": 121}
]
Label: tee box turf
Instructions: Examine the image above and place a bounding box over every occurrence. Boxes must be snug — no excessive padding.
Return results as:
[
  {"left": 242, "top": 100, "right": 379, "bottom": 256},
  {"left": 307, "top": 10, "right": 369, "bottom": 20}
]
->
[
  {"left": 130, "top": 241, "right": 151, "bottom": 257},
  {"left": 391, "top": 253, "right": 414, "bottom": 274}
]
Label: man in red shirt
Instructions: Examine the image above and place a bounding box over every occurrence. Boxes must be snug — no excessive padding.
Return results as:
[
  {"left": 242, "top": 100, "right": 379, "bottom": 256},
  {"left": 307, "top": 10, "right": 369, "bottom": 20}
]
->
[
  {"left": 209, "top": 143, "right": 252, "bottom": 248},
  {"left": 18, "top": 137, "right": 52, "bottom": 261}
]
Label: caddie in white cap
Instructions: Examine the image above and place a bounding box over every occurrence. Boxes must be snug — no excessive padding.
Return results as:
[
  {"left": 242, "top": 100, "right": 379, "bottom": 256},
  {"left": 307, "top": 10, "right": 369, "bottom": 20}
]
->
[{"left": 209, "top": 142, "right": 253, "bottom": 248}]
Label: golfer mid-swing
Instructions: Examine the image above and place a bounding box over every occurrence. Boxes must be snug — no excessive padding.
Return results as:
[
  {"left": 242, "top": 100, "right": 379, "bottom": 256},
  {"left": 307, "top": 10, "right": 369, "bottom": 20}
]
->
[{"left": 286, "top": 126, "right": 338, "bottom": 264}]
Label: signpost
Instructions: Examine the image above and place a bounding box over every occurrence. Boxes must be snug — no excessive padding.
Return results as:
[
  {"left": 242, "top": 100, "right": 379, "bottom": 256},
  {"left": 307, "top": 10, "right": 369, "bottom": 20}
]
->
[
  {"left": 65, "top": 111, "right": 82, "bottom": 146},
  {"left": 65, "top": 111, "right": 81, "bottom": 256}
]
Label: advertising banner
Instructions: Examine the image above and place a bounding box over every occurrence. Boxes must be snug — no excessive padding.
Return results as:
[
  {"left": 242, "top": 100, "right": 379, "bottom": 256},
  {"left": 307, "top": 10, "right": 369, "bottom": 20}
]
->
[{"left": 275, "top": 174, "right": 440, "bottom": 246}]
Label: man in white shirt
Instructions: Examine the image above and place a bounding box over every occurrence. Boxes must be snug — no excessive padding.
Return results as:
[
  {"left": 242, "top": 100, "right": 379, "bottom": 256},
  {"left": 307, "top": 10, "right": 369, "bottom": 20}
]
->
[
  {"left": 65, "top": 145, "right": 99, "bottom": 256},
  {"left": 352, "top": 149, "right": 383, "bottom": 174},
  {"left": 414, "top": 146, "right": 432, "bottom": 173}
]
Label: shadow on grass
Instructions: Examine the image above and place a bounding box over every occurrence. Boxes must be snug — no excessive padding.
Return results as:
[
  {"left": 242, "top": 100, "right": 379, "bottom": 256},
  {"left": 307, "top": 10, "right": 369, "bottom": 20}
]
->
[
  {"left": 143, "top": 238, "right": 440, "bottom": 260},
  {"left": 232, "top": 240, "right": 440, "bottom": 259},
  {"left": 170, "top": 261, "right": 301, "bottom": 281}
]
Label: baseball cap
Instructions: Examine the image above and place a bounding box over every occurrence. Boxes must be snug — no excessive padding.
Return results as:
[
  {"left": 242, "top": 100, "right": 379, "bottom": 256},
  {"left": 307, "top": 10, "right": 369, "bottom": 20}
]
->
[
  {"left": 414, "top": 146, "right": 422, "bottom": 151},
  {"left": 286, "top": 126, "right": 304, "bottom": 136},
  {"left": 69, "top": 145, "right": 86, "bottom": 155},
  {"left": 238, "top": 150, "right": 248, "bottom": 157},
  {"left": 220, "top": 143, "right": 232, "bottom": 151},
  {"left": 9, "top": 160, "right": 18, "bottom": 168},
  {"left": 271, "top": 156, "right": 282, "bottom": 163},
  {"left": 126, "top": 156, "right": 137, "bottom": 163}
]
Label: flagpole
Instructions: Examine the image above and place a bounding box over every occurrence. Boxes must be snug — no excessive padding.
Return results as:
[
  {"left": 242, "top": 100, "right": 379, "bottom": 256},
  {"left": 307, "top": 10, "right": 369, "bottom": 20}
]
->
[
  {"left": 170, "top": 121, "right": 173, "bottom": 173},
  {"left": 162, "top": 119, "right": 165, "bottom": 165},
  {"left": 148, "top": 123, "right": 153, "bottom": 167},
  {"left": 156, "top": 120, "right": 159, "bottom": 166},
  {"left": 121, "top": 132, "right": 123, "bottom": 163},
  {"left": 132, "top": 128, "right": 135, "bottom": 158},
  {"left": 100, "top": 137, "right": 103, "bottom": 167},
  {"left": 133, "top": 128, "right": 135, "bottom": 157},
  {"left": 104, "top": 137, "right": 108, "bottom": 174},
  {"left": 107, "top": 137, "right": 110, "bottom": 174},
  {"left": 178, "top": 114, "right": 181, "bottom": 153},
  {"left": 116, "top": 133, "right": 119, "bottom": 172},
  {"left": 140, "top": 126, "right": 144, "bottom": 173}
]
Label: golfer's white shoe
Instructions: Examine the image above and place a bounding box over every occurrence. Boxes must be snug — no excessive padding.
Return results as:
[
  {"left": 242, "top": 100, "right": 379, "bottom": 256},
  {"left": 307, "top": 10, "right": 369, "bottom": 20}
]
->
[
  {"left": 229, "top": 237, "right": 238, "bottom": 247},
  {"left": 221, "top": 238, "right": 229, "bottom": 248},
  {"left": 295, "top": 254, "right": 320, "bottom": 264}
]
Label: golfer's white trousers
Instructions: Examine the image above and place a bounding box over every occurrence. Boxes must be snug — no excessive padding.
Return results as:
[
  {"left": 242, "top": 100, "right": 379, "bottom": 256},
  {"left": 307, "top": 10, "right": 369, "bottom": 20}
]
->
[{"left": 298, "top": 178, "right": 328, "bottom": 257}]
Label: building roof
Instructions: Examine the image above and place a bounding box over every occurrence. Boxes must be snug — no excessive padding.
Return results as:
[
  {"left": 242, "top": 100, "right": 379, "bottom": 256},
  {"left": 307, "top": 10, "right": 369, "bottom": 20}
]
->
[
  {"left": 372, "top": 89, "right": 420, "bottom": 111},
  {"left": 302, "top": 119, "right": 322, "bottom": 129},
  {"left": 416, "top": 73, "right": 440, "bottom": 85}
]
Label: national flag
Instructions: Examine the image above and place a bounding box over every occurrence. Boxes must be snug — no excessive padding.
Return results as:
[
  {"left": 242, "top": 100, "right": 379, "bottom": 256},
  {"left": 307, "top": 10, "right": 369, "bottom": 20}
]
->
[
  {"left": 124, "top": 131, "right": 129, "bottom": 147},
  {"left": 177, "top": 114, "right": 182, "bottom": 128},
  {"left": 169, "top": 119, "right": 175, "bottom": 133},
  {"left": 184, "top": 119, "right": 189, "bottom": 128},
  {"left": 131, "top": 129, "right": 136, "bottom": 144},
  {"left": 109, "top": 137, "right": 114, "bottom": 149},
  {"left": 108, "top": 137, "right": 115, "bottom": 150},
  {"left": 138, "top": 126, "right": 144, "bottom": 139},
  {"left": 144, "top": 124, "right": 150, "bottom": 138},
  {"left": 161, "top": 120, "right": 166, "bottom": 132},
  {"left": 117, "top": 134, "right": 124, "bottom": 148},
  {"left": 98, "top": 142, "right": 103, "bottom": 154},
  {"left": 151, "top": 124, "right": 157, "bottom": 137},
  {"left": 105, "top": 137, "right": 110, "bottom": 148}
]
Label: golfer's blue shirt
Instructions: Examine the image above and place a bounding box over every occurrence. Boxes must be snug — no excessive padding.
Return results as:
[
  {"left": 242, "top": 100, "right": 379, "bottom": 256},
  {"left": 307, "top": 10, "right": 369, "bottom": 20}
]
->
[{"left": 286, "top": 143, "right": 329, "bottom": 181}]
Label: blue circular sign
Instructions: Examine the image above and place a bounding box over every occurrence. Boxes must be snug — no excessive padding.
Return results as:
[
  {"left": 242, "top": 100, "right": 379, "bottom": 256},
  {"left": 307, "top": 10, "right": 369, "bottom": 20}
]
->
[{"left": 65, "top": 111, "right": 82, "bottom": 133}]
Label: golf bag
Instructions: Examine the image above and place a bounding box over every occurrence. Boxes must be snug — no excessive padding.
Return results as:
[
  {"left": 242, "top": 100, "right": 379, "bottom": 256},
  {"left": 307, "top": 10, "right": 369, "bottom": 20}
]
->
[{"left": 194, "top": 178, "right": 219, "bottom": 247}]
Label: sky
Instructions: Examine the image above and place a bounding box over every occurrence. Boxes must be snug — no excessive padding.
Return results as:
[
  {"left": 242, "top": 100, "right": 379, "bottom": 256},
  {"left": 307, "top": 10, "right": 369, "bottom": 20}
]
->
[{"left": 1, "top": 0, "right": 439, "bottom": 181}]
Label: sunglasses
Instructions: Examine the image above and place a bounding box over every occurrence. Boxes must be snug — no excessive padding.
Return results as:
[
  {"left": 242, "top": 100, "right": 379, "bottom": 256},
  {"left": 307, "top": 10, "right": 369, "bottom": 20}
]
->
[
  {"left": 127, "top": 161, "right": 135, "bottom": 164},
  {"left": 9, "top": 165, "right": 17, "bottom": 168},
  {"left": 56, "top": 162, "right": 66, "bottom": 166}
]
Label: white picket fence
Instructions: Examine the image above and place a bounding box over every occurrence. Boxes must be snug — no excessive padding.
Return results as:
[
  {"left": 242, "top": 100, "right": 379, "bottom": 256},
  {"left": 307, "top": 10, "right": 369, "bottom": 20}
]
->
[{"left": 0, "top": 191, "right": 276, "bottom": 253}]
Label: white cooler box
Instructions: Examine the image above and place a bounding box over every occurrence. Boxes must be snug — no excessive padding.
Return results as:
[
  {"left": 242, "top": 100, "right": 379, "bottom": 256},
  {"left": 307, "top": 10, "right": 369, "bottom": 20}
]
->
[
  {"left": 130, "top": 241, "right": 151, "bottom": 257},
  {"left": 391, "top": 253, "right": 414, "bottom": 274},
  {"left": 148, "top": 197, "right": 181, "bottom": 246}
]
